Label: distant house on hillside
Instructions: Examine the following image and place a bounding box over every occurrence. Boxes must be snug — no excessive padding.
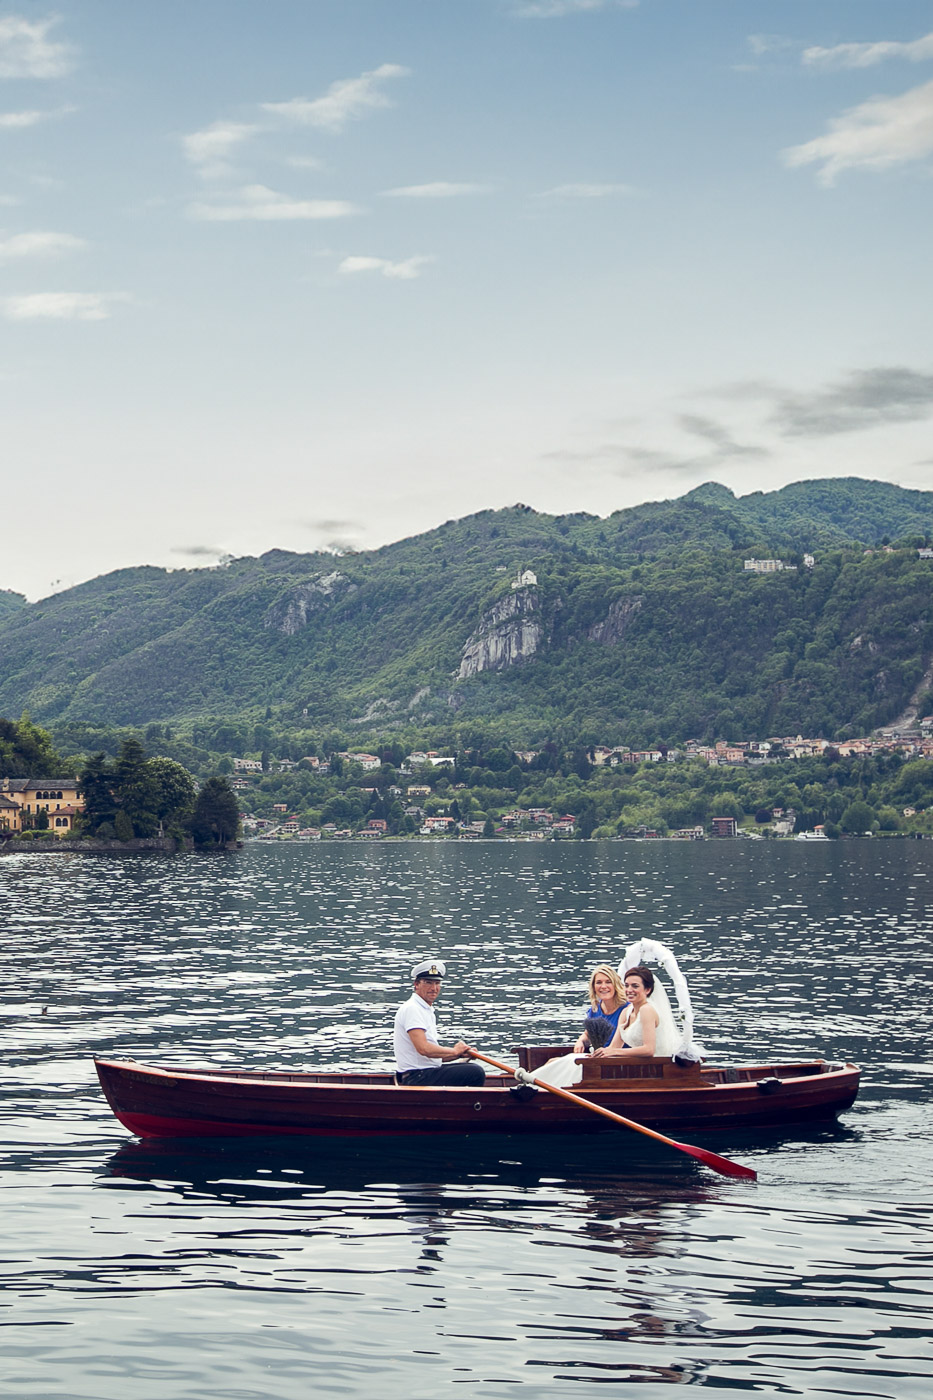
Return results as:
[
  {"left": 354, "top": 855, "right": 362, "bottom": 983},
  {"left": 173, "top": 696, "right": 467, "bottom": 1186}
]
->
[
  {"left": 340, "top": 752, "right": 381, "bottom": 771},
  {"left": 512, "top": 569, "right": 537, "bottom": 589},
  {"left": 743, "top": 558, "right": 796, "bottom": 574}
]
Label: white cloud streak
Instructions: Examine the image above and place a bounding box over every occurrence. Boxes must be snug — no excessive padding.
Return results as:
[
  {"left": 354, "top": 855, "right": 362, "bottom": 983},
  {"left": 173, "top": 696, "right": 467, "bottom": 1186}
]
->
[
  {"left": 182, "top": 120, "right": 260, "bottom": 176},
  {"left": 535, "top": 181, "right": 636, "bottom": 197},
  {"left": 381, "top": 181, "right": 491, "bottom": 198},
  {"left": 261, "top": 64, "right": 410, "bottom": 133},
  {"left": 0, "top": 104, "right": 73, "bottom": 129},
  {"left": 747, "top": 34, "right": 796, "bottom": 57},
  {"left": 339, "top": 255, "right": 433, "bottom": 280},
  {"left": 189, "top": 184, "right": 361, "bottom": 221},
  {"left": 803, "top": 31, "right": 933, "bottom": 70},
  {"left": 514, "top": 1, "right": 638, "bottom": 17},
  {"left": 0, "top": 16, "right": 74, "bottom": 79},
  {"left": 783, "top": 77, "right": 933, "bottom": 183},
  {"left": 284, "top": 154, "right": 325, "bottom": 170},
  {"left": 0, "top": 231, "right": 87, "bottom": 259},
  {"left": 3, "top": 292, "right": 126, "bottom": 321},
  {"left": 0, "top": 109, "right": 44, "bottom": 128}
]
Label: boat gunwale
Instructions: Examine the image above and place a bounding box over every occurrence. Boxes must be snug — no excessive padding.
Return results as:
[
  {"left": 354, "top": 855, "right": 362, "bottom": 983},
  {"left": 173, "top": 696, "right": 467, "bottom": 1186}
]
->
[{"left": 93, "top": 1055, "right": 860, "bottom": 1094}]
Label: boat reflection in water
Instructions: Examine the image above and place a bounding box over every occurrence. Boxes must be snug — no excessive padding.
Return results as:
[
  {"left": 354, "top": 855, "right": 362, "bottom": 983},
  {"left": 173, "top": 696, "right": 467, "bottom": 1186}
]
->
[{"left": 98, "top": 1133, "right": 744, "bottom": 1388}]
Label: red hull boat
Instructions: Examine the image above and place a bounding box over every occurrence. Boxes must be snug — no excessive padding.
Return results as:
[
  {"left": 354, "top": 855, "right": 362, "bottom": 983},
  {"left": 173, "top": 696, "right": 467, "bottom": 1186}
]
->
[{"left": 94, "top": 1048, "right": 860, "bottom": 1140}]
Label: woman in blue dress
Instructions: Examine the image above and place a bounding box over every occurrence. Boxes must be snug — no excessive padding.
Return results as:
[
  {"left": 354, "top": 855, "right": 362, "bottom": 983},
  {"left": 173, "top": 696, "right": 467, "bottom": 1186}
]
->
[
  {"left": 526, "top": 965, "right": 629, "bottom": 1091},
  {"left": 573, "top": 965, "right": 628, "bottom": 1054}
]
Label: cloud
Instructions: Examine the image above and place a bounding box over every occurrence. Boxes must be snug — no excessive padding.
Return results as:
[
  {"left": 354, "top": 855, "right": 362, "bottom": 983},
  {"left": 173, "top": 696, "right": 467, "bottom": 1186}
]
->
[
  {"left": 299, "top": 517, "right": 362, "bottom": 553},
  {"left": 677, "top": 414, "right": 769, "bottom": 458},
  {"left": 513, "top": 1, "right": 638, "bottom": 17},
  {"left": 803, "top": 32, "right": 933, "bottom": 70},
  {"left": 2, "top": 292, "right": 127, "bottom": 321},
  {"left": 170, "top": 544, "right": 227, "bottom": 558},
  {"left": 0, "top": 16, "right": 74, "bottom": 78},
  {"left": 534, "top": 181, "right": 636, "bottom": 197},
  {"left": 747, "top": 33, "right": 797, "bottom": 57},
  {"left": 0, "top": 231, "right": 87, "bottom": 259},
  {"left": 261, "top": 64, "right": 410, "bottom": 133},
  {"left": 783, "top": 77, "right": 933, "bottom": 183},
  {"left": 381, "top": 181, "right": 491, "bottom": 198},
  {"left": 189, "top": 184, "right": 361, "bottom": 221},
  {"left": 182, "top": 120, "right": 260, "bottom": 176},
  {"left": 770, "top": 367, "right": 933, "bottom": 436},
  {"left": 0, "top": 104, "right": 73, "bottom": 129},
  {"left": 301, "top": 517, "right": 359, "bottom": 534},
  {"left": 338, "top": 254, "right": 433, "bottom": 280},
  {"left": 283, "top": 154, "right": 326, "bottom": 170},
  {"left": 544, "top": 438, "right": 721, "bottom": 480},
  {"left": 0, "top": 109, "right": 44, "bottom": 128},
  {"left": 545, "top": 420, "right": 768, "bottom": 477}
]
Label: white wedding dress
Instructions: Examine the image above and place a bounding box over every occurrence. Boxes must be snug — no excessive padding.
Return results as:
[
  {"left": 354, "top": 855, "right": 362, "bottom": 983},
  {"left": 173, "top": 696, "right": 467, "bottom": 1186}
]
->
[{"left": 532, "top": 976, "right": 679, "bottom": 1089}]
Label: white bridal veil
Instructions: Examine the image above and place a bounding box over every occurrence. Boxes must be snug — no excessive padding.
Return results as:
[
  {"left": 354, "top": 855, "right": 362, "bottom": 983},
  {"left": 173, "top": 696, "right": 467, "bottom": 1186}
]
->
[{"left": 619, "top": 937, "right": 705, "bottom": 1063}]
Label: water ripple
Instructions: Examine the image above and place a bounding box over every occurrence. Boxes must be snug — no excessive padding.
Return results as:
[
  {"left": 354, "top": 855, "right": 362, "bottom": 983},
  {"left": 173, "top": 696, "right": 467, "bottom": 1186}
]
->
[{"left": 2, "top": 841, "right": 932, "bottom": 1398}]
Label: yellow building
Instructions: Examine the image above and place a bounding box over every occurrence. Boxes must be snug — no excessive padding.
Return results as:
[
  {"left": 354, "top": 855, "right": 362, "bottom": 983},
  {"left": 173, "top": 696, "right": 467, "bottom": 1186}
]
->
[{"left": 0, "top": 778, "right": 85, "bottom": 836}]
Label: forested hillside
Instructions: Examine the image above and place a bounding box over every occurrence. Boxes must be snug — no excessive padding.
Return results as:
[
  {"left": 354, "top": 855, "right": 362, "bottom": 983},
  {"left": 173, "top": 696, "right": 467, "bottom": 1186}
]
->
[
  {"left": 1, "top": 477, "right": 932, "bottom": 750},
  {"left": 0, "top": 590, "right": 25, "bottom": 621}
]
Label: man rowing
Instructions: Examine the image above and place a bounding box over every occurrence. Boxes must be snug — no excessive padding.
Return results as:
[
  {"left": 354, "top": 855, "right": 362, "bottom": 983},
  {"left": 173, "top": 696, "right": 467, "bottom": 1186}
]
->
[{"left": 393, "top": 958, "right": 485, "bottom": 1086}]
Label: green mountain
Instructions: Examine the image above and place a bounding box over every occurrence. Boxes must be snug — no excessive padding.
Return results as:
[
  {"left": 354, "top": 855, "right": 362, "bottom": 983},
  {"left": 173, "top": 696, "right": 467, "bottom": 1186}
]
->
[
  {"left": 0, "top": 589, "right": 26, "bottom": 621},
  {"left": 1, "top": 478, "right": 932, "bottom": 748}
]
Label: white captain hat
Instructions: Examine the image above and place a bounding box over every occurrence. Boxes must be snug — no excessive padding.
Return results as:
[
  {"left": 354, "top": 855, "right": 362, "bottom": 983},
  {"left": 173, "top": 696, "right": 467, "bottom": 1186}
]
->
[{"left": 411, "top": 958, "right": 446, "bottom": 980}]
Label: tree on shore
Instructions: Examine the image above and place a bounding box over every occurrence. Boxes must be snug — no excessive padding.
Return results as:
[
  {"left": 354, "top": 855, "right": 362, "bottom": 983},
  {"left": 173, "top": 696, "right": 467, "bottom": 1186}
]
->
[
  {"left": 114, "top": 737, "right": 159, "bottom": 835},
  {"left": 78, "top": 752, "right": 119, "bottom": 832},
  {"left": 0, "top": 715, "right": 67, "bottom": 778},
  {"left": 841, "top": 799, "right": 876, "bottom": 835},
  {"left": 148, "top": 757, "right": 197, "bottom": 835},
  {"left": 191, "top": 777, "right": 240, "bottom": 846},
  {"left": 78, "top": 743, "right": 196, "bottom": 839}
]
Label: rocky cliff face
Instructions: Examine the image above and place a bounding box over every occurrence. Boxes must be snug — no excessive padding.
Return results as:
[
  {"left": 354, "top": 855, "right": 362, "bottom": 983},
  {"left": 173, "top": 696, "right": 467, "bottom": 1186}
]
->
[
  {"left": 458, "top": 588, "right": 543, "bottom": 678},
  {"left": 263, "top": 571, "right": 354, "bottom": 636},
  {"left": 587, "top": 596, "right": 643, "bottom": 645}
]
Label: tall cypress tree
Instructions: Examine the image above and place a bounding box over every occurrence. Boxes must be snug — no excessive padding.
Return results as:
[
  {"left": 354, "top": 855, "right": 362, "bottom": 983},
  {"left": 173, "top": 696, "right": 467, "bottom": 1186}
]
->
[
  {"left": 78, "top": 752, "right": 117, "bottom": 832},
  {"left": 191, "top": 777, "right": 240, "bottom": 846},
  {"left": 114, "top": 738, "right": 158, "bottom": 836}
]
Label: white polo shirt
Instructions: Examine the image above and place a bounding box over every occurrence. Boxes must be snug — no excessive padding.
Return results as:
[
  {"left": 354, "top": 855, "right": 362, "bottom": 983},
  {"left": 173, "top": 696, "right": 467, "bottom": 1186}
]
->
[{"left": 394, "top": 990, "right": 441, "bottom": 1072}]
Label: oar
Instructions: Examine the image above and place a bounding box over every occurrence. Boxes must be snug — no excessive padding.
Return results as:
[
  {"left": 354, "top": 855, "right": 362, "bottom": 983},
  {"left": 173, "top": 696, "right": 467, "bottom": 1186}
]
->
[{"left": 472, "top": 1051, "right": 757, "bottom": 1181}]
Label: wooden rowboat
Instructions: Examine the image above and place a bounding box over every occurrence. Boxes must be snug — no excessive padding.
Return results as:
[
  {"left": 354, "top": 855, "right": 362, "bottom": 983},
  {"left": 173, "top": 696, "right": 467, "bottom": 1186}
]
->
[{"left": 94, "top": 1048, "right": 860, "bottom": 1140}]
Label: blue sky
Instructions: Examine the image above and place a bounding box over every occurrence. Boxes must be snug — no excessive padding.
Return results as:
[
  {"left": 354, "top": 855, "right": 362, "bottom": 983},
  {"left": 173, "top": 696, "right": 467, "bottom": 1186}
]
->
[{"left": 2, "top": 0, "right": 933, "bottom": 599}]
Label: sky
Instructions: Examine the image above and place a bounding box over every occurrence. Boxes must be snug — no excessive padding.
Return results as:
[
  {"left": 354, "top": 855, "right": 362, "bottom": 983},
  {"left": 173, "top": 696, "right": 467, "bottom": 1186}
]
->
[{"left": 2, "top": 0, "right": 933, "bottom": 601}]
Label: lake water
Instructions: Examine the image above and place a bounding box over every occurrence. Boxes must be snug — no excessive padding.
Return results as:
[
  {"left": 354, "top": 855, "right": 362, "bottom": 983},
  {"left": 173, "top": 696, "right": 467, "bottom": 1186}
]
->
[{"left": 2, "top": 840, "right": 932, "bottom": 1399}]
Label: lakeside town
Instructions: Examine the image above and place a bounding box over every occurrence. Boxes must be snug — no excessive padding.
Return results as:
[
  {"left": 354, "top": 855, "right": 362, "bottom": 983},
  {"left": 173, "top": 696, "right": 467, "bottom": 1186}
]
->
[
  {"left": 229, "top": 719, "right": 933, "bottom": 843},
  {"left": 4, "top": 713, "right": 933, "bottom": 847}
]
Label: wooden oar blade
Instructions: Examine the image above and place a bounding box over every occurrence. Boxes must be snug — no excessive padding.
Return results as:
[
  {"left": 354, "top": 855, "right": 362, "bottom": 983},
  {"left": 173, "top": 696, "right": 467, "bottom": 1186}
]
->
[
  {"left": 674, "top": 1140, "right": 757, "bottom": 1180},
  {"left": 470, "top": 1050, "right": 757, "bottom": 1181}
]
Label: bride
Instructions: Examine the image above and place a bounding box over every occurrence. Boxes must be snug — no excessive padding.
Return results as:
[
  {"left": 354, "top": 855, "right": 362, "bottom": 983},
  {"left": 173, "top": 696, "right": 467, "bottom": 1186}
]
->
[
  {"left": 598, "top": 964, "right": 676, "bottom": 1059},
  {"left": 532, "top": 962, "right": 678, "bottom": 1089}
]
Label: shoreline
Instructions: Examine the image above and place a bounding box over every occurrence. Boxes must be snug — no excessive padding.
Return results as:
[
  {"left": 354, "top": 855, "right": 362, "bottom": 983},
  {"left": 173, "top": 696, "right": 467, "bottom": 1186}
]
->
[{"left": 0, "top": 836, "right": 242, "bottom": 856}]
